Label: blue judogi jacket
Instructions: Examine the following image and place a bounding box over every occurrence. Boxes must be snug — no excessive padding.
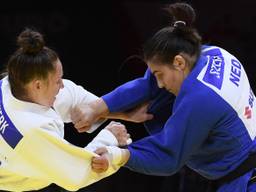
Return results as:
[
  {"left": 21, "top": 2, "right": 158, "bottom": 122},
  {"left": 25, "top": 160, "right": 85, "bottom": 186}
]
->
[{"left": 102, "top": 45, "right": 256, "bottom": 191}]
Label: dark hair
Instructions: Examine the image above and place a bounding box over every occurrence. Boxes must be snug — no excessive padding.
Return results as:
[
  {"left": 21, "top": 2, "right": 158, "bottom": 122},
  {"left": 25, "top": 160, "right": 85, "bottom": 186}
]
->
[
  {"left": 7, "top": 28, "right": 59, "bottom": 98},
  {"left": 143, "top": 2, "right": 201, "bottom": 68}
]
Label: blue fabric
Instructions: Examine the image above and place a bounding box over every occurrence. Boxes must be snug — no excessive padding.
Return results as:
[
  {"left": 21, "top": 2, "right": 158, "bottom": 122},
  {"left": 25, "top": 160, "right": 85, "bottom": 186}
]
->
[
  {"left": 102, "top": 46, "right": 256, "bottom": 191},
  {"left": 144, "top": 90, "right": 175, "bottom": 134},
  {"left": 103, "top": 69, "right": 160, "bottom": 112}
]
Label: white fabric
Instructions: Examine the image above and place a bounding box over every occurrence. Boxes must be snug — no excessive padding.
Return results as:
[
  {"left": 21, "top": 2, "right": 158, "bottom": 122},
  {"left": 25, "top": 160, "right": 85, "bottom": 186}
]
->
[
  {"left": 106, "top": 146, "right": 123, "bottom": 165},
  {"left": 0, "top": 77, "right": 120, "bottom": 191},
  {"left": 53, "top": 79, "right": 105, "bottom": 133},
  {"left": 85, "top": 129, "right": 118, "bottom": 152},
  {"left": 198, "top": 47, "right": 256, "bottom": 139}
]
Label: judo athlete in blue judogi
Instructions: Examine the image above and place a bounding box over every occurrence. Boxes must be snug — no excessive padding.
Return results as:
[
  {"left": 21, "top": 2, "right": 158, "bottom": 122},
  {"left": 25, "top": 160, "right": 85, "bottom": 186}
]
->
[{"left": 72, "top": 3, "right": 256, "bottom": 192}]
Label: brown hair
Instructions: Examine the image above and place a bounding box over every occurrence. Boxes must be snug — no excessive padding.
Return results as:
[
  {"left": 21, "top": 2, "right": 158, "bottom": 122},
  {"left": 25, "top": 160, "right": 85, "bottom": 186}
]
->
[
  {"left": 143, "top": 3, "right": 201, "bottom": 68},
  {"left": 7, "top": 28, "right": 59, "bottom": 98}
]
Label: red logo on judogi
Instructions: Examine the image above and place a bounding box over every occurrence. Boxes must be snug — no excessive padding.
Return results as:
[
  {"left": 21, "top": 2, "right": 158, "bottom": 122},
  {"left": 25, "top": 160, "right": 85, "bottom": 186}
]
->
[{"left": 244, "top": 106, "right": 252, "bottom": 119}]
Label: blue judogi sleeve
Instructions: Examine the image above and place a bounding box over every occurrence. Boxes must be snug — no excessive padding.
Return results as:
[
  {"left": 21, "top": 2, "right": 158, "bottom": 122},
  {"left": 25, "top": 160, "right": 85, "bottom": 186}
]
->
[
  {"left": 102, "top": 69, "right": 175, "bottom": 134},
  {"left": 102, "top": 69, "right": 160, "bottom": 112},
  {"left": 125, "top": 88, "right": 227, "bottom": 175},
  {"left": 101, "top": 46, "right": 256, "bottom": 191}
]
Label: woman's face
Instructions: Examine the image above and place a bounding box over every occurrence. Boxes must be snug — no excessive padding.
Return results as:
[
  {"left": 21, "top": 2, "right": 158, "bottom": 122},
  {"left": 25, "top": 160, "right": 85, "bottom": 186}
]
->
[
  {"left": 32, "top": 59, "right": 64, "bottom": 107},
  {"left": 147, "top": 55, "right": 187, "bottom": 96}
]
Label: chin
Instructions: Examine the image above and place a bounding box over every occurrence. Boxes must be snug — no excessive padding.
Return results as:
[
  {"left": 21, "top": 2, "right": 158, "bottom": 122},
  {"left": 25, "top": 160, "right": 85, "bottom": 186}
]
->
[
  {"left": 50, "top": 101, "right": 55, "bottom": 107},
  {"left": 51, "top": 97, "right": 56, "bottom": 105}
]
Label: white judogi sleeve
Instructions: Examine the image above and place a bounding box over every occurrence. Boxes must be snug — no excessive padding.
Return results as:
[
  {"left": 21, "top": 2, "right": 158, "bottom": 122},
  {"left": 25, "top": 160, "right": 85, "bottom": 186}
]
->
[
  {"left": 0, "top": 77, "right": 123, "bottom": 191},
  {"left": 7, "top": 127, "right": 120, "bottom": 191},
  {"left": 53, "top": 79, "right": 105, "bottom": 133}
]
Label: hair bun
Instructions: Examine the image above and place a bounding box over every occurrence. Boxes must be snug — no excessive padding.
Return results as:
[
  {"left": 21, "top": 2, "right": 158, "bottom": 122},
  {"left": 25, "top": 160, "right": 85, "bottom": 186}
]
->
[
  {"left": 17, "top": 28, "right": 45, "bottom": 54},
  {"left": 165, "top": 3, "right": 196, "bottom": 27}
]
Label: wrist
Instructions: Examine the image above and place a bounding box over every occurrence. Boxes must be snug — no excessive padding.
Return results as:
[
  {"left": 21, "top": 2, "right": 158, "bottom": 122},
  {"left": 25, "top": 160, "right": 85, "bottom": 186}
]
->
[
  {"left": 90, "top": 98, "right": 110, "bottom": 118},
  {"left": 85, "top": 129, "right": 118, "bottom": 152},
  {"left": 106, "top": 146, "right": 130, "bottom": 166}
]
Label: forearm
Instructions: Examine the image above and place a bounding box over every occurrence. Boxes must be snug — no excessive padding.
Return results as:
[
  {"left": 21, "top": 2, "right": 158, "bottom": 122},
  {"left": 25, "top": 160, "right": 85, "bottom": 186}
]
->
[
  {"left": 15, "top": 128, "right": 99, "bottom": 191},
  {"left": 89, "top": 98, "right": 110, "bottom": 118},
  {"left": 102, "top": 74, "right": 159, "bottom": 112},
  {"left": 85, "top": 129, "right": 118, "bottom": 152},
  {"left": 90, "top": 98, "right": 138, "bottom": 122},
  {"left": 105, "top": 112, "right": 131, "bottom": 121},
  {"left": 88, "top": 98, "right": 132, "bottom": 125}
]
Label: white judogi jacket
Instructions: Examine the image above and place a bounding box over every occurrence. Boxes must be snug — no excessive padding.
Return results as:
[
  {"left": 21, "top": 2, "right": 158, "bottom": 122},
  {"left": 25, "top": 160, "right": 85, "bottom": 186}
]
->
[{"left": 0, "top": 77, "right": 120, "bottom": 191}]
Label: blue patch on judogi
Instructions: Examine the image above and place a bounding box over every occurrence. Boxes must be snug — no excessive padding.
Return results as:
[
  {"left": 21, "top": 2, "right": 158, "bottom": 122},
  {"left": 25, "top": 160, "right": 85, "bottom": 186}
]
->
[
  {"left": 0, "top": 80, "right": 23, "bottom": 148},
  {"left": 203, "top": 55, "right": 225, "bottom": 90}
]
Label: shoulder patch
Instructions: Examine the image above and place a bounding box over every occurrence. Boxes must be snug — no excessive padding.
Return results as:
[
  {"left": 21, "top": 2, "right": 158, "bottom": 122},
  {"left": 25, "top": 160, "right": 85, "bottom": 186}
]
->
[{"left": 0, "top": 80, "right": 23, "bottom": 148}]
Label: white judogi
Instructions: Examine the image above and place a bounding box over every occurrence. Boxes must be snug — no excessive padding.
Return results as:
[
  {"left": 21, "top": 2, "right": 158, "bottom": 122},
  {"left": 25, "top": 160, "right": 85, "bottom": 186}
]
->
[{"left": 0, "top": 77, "right": 120, "bottom": 191}]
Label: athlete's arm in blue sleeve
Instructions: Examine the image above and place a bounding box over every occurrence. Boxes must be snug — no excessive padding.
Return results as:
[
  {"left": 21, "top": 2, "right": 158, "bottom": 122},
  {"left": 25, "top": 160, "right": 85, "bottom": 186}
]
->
[
  {"left": 102, "top": 68, "right": 161, "bottom": 112},
  {"left": 125, "top": 91, "right": 225, "bottom": 176}
]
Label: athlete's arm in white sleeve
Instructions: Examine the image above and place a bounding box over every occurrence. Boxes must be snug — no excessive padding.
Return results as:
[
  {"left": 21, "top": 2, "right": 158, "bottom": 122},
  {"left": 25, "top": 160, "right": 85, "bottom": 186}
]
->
[
  {"left": 53, "top": 79, "right": 105, "bottom": 133},
  {"left": 11, "top": 126, "right": 120, "bottom": 191}
]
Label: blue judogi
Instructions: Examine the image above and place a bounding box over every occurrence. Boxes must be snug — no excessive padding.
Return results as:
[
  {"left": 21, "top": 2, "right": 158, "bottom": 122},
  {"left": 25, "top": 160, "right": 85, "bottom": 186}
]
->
[{"left": 102, "top": 45, "right": 256, "bottom": 191}]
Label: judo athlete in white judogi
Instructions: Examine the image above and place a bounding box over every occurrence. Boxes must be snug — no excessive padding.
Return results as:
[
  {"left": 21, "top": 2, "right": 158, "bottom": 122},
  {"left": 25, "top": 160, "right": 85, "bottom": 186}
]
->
[
  {"left": 0, "top": 77, "right": 127, "bottom": 191},
  {"left": 0, "top": 28, "right": 129, "bottom": 191}
]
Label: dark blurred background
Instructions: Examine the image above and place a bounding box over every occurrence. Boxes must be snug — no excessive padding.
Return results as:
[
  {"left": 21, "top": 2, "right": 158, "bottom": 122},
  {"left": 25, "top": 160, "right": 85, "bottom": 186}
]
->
[{"left": 0, "top": 0, "right": 255, "bottom": 191}]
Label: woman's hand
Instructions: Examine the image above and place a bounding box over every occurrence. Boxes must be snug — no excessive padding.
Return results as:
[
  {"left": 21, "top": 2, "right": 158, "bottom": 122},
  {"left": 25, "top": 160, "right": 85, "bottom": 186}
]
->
[
  {"left": 105, "top": 121, "right": 131, "bottom": 146},
  {"left": 92, "top": 147, "right": 130, "bottom": 173},
  {"left": 91, "top": 148, "right": 109, "bottom": 173},
  {"left": 71, "top": 98, "right": 109, "bottom": 132}
]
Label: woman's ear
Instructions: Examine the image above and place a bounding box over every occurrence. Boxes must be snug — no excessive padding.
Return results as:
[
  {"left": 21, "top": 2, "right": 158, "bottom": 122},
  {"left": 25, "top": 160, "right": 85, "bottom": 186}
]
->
[
  {"left": 173, "top": 55, "right": 186, "bottom": 71},
  {"left": 32, "top": 79, "right": 42, "bottom": 90}
]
